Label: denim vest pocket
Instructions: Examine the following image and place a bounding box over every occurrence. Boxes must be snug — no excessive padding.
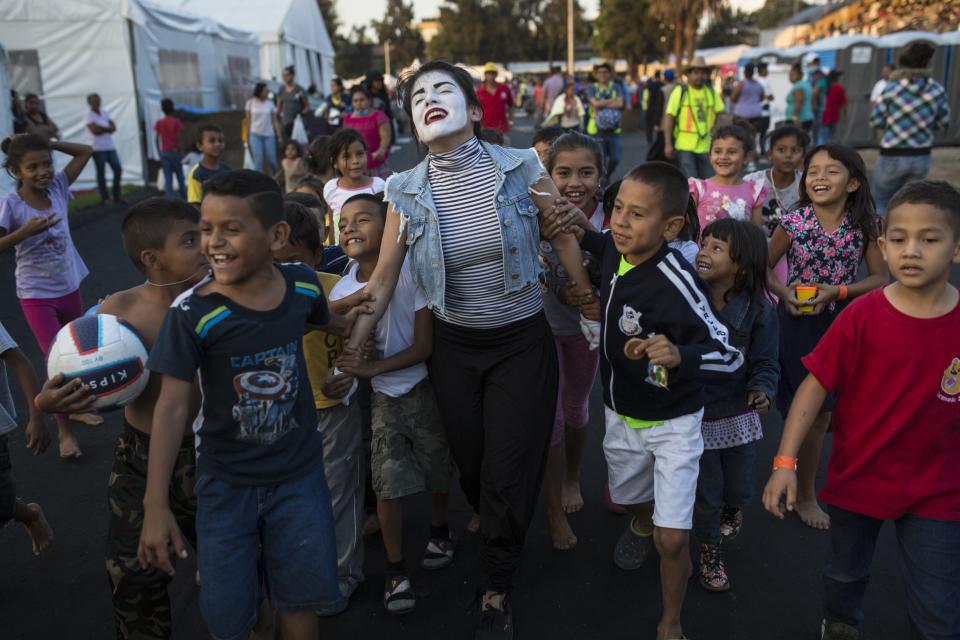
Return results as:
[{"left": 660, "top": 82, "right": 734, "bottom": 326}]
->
[{"left": 515, "top": 195, "right": 542, "bottom": 270}]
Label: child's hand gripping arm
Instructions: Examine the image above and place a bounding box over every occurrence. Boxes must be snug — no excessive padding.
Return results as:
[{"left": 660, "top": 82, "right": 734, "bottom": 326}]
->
[
  {"left": 530, "top": 177, "right": 596, "bottom": 309},
  {"left": 339, "top": 308, "right": 432, "bottom": 379},
  {"left": 138, "top": 375, "right": 193, "bottom": 576},
  {"left": 761, "top": 373, "right": 828, "bottom": 518},
  {"left": 767, "top": 226, "right": 803, "bottom": 314},
  {"left": 2, "top": 347, "right": 51, "bottom": 455}
]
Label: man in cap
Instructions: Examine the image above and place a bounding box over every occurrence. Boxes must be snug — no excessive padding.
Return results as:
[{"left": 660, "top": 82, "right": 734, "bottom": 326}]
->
[
  {"left": 662, "top": 57, "right": 727, "bottom": 179},
  {"left": 478, "top": 62, "right": 514, "bottom": 141},
  {"left": 586, "top": 61, "right": 626, "bottom": 176}
]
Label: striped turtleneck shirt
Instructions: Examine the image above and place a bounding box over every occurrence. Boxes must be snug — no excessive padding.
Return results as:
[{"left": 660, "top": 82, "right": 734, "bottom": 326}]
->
[{"left": 427, "top": 137, "right": 543, "bottom": 328}]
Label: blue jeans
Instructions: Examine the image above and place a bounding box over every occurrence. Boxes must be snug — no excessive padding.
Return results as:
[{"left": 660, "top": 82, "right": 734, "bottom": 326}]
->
[
  {"left": 595, "top": 132, "right": 622, "bottom": 177},
  {"left": 159, "top": 150, "right": 186, "bottom": 199},
  {"left": 195, "top": 464, "right": 344, "bottom": 640},
  {"left": 92, "top": 149, "right": 122, "bottom": 202},
  {"left": 871, "top": 154, "right": 932, "bottom": 216},
  {"left": 818, "top": 123, "right": 838, "bottom": 145},
  {"left": 677, "top": 150, "right": 714, "bottom": 179},
  {"left": 824, "top": 505, "right": 960, "bottom": 639},
  {"left": 248, "top": 133, "right": 278, "bottom": 176},
  {"left": 693, "top": 441, "right": 756, "bottom": 544}
]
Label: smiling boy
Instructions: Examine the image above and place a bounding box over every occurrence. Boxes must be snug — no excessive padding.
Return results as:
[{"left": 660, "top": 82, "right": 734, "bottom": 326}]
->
[
  {"left": 186, "top": 125, "right": 230, "bottom": 206},
  {"left": 764, "top": 180, "right": 960, "bottom": 640},
  {"left": 331, "top": 193, "right": 453, "bottom": 616},
  {"left": 138, "top": 170, "right": 367, "bottom": 640},
  {"left": 576, "top": 161, "right": 743, "bottom": 640}
]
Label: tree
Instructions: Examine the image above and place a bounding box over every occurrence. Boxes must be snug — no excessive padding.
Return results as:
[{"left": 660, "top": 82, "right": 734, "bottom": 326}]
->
[
  {"left": 371, "top": 0, "right": 426, "bottom": 70},
  {"left": 536, "top": 0, "right": 591, "bottom": 67},
  {"left": 753, "top": 0, "right": 810, "bottom": 30},
  {"left": 337, "top": 26, "right": 375, "bottom": 79},
  {"left": 427, "top": 0, "right": 493, "bottom": 63},
  {"left": 594, "top": 0, "right": 670, "bottom": 73},
  {"left": 699, "top": 5, "right": 758, "bottom": 48},
  {"left": 651, "top": 0, "right": 723, "bottom": 70}
]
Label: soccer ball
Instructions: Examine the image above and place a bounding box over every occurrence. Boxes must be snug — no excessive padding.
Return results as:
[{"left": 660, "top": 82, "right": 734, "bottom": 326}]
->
[{"left": 47, "top": 314, "right": 150, "bottom": 410}]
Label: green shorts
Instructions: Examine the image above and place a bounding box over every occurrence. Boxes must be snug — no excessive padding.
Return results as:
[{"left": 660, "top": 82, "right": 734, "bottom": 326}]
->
[{"left": 371, "top": 378, "right": 452, "bottom": 500}]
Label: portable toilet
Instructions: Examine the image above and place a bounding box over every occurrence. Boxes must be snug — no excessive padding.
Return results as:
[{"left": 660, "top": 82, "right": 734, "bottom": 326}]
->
[
  {"left": 805, "top": 35, "right": 883, "bottom": 146},
  {"left": 943, "top": 32, "right": 960, "bottom": 145}
]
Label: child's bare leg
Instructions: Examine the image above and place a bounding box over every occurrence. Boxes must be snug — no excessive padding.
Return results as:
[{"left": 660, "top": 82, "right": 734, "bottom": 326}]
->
[
  {"left": 653, "top": 527, "right": 690, "bottom": 640},
  {"left": 430, "top": 492, "right": 449, "bottom": 528},
  {"left": 378, "top": 498, "right": 403, "bottom": 562},
  {"left": 562, "top": 423, "right": 588, "bottom": 513},
  {"left": 15, "top": 500, "right": 53, "bottom": 555},
  {"left": 797, "top": 412, "right": 831, "bottom": 529},
  {"left": 56, "top": 416, "right": 81, "bottom": 459},
  {"left": 275, "top": 609, "right": 317, "bottom": 640},
  {"left": 624, "top": 502, "right": 655, "bottom": 534},
  {"left": 544, "top": 443, "right": 577, "bottom": 549},
  {"left": 249, "top": 599, "right": 274, "bottom": 640}
]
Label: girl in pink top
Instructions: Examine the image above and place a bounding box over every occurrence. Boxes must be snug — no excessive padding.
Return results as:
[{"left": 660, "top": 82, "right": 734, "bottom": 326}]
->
[
  {"left": 0, "top": 134, "right": 99, "bottom": 458},
  {"left": 343, "top": 86, "right": 391, "bottom": 179},
  {"left": 689, "top": 125, "right": 767, "bottom": 239},
  {"left": 323, "top": 129, "right": 386, "bottom": 244}
]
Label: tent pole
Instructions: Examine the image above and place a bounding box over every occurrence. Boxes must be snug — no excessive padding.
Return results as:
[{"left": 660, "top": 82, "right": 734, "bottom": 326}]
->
[{"left": 127, "top": 18, "right": 149, "bottom": 189}]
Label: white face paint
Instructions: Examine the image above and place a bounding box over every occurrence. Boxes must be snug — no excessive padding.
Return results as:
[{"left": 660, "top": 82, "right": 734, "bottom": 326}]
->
[{"left": 410, "top": 71, "right": 471, "bottom": 144}]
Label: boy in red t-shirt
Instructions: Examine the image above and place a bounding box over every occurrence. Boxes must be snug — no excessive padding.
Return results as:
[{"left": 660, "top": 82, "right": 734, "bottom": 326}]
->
[
  {"left": 153, "top": 98, "right": 186, "bottom": 199},
  {"left": 763, "top": 180, "right": 960, "bottom": 640}
]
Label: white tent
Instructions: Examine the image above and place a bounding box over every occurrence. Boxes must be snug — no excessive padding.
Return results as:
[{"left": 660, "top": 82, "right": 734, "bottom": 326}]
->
[
  {"left": 0, "top": 0, "right": 260, "bottom": 190},
  {"left": 157, "top": 0, "right": 336, "bottom": 91}
]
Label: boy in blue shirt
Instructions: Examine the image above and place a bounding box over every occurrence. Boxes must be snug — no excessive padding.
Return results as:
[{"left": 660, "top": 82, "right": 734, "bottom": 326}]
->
[{"left": 138, "top": 170, "right": 367, "bottom": 640}]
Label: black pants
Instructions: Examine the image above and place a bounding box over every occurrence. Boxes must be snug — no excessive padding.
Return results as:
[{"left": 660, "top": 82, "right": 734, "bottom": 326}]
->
[
  {"left": 748, "top": 117, "right": 770, "bottom": 155},
  {"left": 429, "top": 312, "right": 558, "bottom": 592}
]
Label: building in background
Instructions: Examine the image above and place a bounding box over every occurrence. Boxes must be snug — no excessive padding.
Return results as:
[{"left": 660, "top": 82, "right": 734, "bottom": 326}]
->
[
  {"left": 0, "top": 0, "right": 260, "bottom": 190},
  {"left": 156, "top": 0, "right": 336, "bottom": 90}
]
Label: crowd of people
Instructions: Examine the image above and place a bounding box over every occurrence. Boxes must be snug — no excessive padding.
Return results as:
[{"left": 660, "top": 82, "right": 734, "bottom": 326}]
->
[{"left": 0, "top": 39, "right": 958, "bottom": 640}]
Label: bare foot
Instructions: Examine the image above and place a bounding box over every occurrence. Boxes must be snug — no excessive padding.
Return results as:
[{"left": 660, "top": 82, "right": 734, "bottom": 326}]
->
[
  {"left": 58, "top": 432, "right": 82, "bottom": 459},
  {"left": 467, "top": 512, "right": 480, "bottom": 533},
  {"left": 70, "top": 412, "right": 103, "bottom": 426},
  {"left": 796, "top": 499, "right": 830, "bottom": 530},
  {"left": 562, "top": 479, "right": 584, "bottom": 514},
  {"left": 23, "top": 504, "right": 53, "bottom": 555},
  {"left": 548, "top": 509, "right": 577, "bottom": 550}
]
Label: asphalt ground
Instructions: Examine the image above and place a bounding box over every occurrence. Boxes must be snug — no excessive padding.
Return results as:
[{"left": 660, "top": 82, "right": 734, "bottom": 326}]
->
[{"left": 0, "top": 114, "right": 934, "bottom": 639}]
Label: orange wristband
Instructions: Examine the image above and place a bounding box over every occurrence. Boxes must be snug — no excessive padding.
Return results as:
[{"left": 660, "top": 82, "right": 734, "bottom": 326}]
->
[
  {"left": 837, "top": 284, "right": 848, "bottom": 301},
  {"left": 772, "top": 456, "right": 798, "bottom": 471}
]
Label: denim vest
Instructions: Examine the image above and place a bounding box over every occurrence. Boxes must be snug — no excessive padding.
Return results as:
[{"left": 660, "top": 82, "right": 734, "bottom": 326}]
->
[{"left": 383, "top": 142, "right": 547, "bottom": 313}]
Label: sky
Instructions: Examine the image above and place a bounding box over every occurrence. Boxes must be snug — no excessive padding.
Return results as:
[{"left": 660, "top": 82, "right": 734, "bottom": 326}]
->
[{"left": 336, "top": 0, "right": 767, "bottom": 32}]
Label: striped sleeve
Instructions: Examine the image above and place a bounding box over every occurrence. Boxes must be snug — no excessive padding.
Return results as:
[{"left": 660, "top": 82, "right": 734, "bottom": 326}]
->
[{"left": 656, "top": 252, "right": 744, "bottom": 380}]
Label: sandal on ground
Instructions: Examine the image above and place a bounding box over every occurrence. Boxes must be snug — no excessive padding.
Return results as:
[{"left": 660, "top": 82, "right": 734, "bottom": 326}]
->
[
  {"left": 421, "top": 536, "right": 456, "bottom": 570},
  {"left": 613, "top": 517, "right": 654, "bottom": 571},
  {"left": 383, "top": 574, "right": 416, "bottom": 615}
]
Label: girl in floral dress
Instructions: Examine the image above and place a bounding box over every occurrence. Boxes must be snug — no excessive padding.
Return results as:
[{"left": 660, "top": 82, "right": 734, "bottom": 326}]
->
[
  {"left": 767, "top": 144, "right": 888, "bottom": 530},
  {"left": 688, "top": 124, "right": 767, "bottom": 239}
]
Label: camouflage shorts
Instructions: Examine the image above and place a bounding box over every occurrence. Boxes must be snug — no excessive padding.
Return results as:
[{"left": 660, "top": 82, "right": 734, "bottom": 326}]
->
[
  {"left": 370, "top": 379, "right": 452, "bottom": 500},
  {"left": 106, "top": 423, "right": 197, "bottom": 640}
]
